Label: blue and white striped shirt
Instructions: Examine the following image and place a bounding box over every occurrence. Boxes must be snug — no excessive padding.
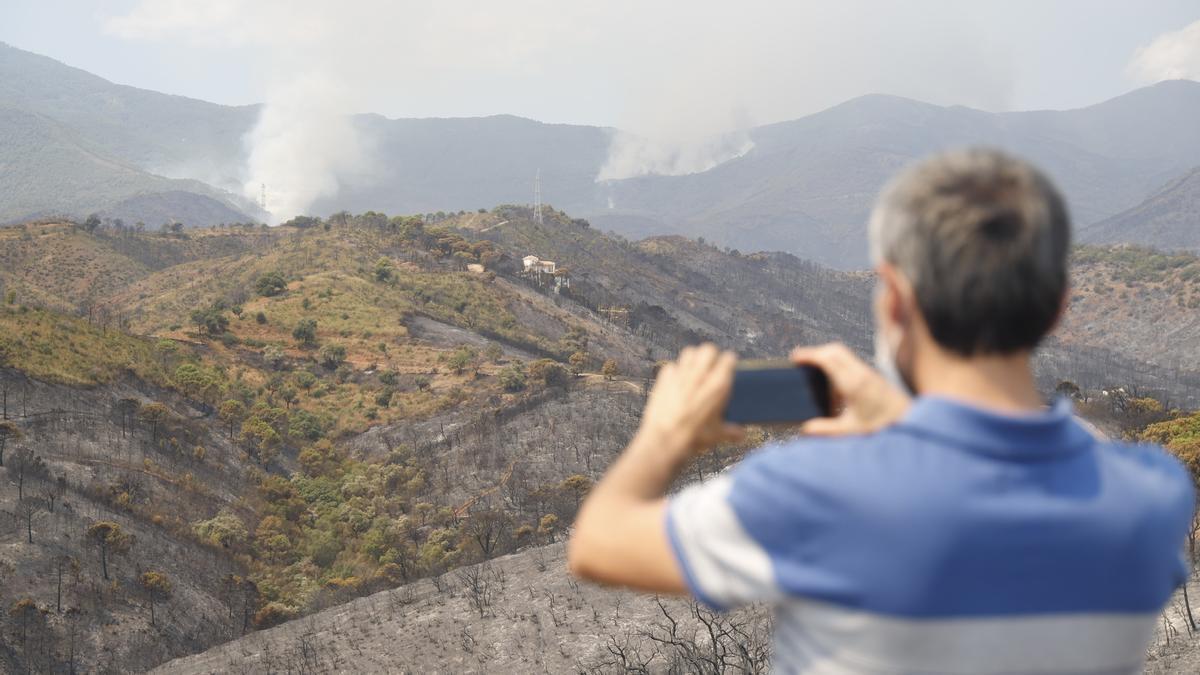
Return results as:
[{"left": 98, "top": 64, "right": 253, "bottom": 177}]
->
[{"left": 666, "top": 396, "right": 1194, "bottom": 674}]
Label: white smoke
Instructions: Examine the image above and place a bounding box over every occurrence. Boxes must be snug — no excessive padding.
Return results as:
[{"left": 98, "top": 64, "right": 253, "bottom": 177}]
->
[
  {"left": 105, "top": 0, "right": 375, "bottom": 223},
  {"left": 1127, "top": 19, "right": 1200, "bottom": 83},
  {"left": 243, "top": 75, "right": 368, "bottom": 223},
  {"left": 599, "top": 130, "right": 754, "bottom": 181},
  {"left": 591, "top": 2, "right": 1015, "bottom": 181},
  {"left": 105, "top": 1, "right": 1017, "bottom": 204}
]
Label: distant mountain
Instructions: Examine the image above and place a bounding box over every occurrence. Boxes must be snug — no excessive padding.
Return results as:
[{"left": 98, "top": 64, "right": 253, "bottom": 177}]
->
[
  {"left": 310, "top": 113, "right": 612, "bottom": 216},
  {"left": 322, "top": 84, "right": 1200, "bottom": 268},
  {"left": 0, "top": 42, "right": 258, "bottom": 225},
  {"left": 596, "top": 82, "right": 1200, "bottom": 267},
  {"left": 3, "top": 42, "right": 1200, "bottom": 265},
  {"left": 0, "top": 41, "right": 255, "bottom": 180},
  {"left": 0, "top": 105, "right": 251, "bottom": 225},
  {"left": 1082, "top": 166, "right": 1200, "bottom": 251}
]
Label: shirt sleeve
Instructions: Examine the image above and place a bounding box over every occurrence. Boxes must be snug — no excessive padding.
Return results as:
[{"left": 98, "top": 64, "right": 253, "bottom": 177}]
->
[{"left": 665, "top": 472, "right": 782, "bottom": 610}]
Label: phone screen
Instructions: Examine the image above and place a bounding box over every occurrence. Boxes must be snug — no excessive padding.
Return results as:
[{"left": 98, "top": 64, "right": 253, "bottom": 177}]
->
[{"left": 723, "top": 361, "right": 831, "bottom": 424}]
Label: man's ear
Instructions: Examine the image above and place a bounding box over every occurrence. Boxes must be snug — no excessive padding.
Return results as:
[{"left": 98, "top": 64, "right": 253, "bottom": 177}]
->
[{"left": 875, "top": 262, "right": 914, "bottom": 326}]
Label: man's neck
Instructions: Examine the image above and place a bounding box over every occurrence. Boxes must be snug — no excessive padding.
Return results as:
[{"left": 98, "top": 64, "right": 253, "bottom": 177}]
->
[{"left": 912, "top": 346, "right": 1044, "bottom": 414}]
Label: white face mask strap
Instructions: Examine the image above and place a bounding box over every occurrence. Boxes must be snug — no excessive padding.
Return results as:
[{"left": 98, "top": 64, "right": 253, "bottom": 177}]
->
[
  {"left": 873, "top": 328, "right": 909, "bottom": 393},
  {"left": 873, "top": 283, "right": 913, "bottom": 394}
]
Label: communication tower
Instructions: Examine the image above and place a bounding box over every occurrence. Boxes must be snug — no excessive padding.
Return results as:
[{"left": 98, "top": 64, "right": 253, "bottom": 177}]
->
[{"left": 533, "top": 169, "right": 543, "bottom": 223}]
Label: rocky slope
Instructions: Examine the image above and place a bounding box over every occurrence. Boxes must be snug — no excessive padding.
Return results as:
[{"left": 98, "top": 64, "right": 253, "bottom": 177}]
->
[{"left": 1083, "top": 166, "right": 1200, "bottom": 252}]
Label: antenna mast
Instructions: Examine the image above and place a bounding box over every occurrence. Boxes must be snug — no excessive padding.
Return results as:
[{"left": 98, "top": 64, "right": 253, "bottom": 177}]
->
[
  {"left": 260, "top": 183, "right": 267, "bottom": 211},
  {"left": 533, "top": 169, "right": 543, "bottom": 223}
]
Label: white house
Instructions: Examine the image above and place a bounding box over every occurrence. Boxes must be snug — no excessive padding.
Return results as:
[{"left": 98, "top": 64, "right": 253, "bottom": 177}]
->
[{"left": 522, "top": 255, "right": 556, "bottom": 274}]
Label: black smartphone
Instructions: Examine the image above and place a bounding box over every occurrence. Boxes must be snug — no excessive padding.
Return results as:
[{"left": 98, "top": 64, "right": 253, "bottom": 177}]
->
[{"left": 723, "top": 360, "right": 832, "bottom": 424}]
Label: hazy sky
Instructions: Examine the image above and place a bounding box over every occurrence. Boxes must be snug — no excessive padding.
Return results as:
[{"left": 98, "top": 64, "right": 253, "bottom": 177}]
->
[{"left": 2, "top": 1, "right": 1198, "bottom": 127}]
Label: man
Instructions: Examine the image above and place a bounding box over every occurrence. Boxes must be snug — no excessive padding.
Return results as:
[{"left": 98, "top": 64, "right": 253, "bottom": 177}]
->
[{"left": 568, "top": 148, "right": 1195, "bottom": 673}]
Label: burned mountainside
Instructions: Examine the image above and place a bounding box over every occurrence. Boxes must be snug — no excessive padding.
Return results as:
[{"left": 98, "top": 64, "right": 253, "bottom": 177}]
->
[{"left": 2, "top": 208, "right": 1200, "bottom": 672}]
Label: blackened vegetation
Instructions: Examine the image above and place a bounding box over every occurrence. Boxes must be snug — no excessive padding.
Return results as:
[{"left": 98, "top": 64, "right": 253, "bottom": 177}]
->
[
  {"left": 4, "top": 210, "right": 1200, "bottom": 674},
  {"left": 583, "top": 597, "right": 772, "bottom": 674},
  {"left": 151, "top": 543, "right": 774, "bottom": 675},
  {"left": 468, "top": 212, "right": 874, "bottom": 358},
  {"left": 0, "top": 372, "right": 258, "bottom": 673},
  {"left": 1036, "top": 341, "right": 1200, "bottom": 410}
]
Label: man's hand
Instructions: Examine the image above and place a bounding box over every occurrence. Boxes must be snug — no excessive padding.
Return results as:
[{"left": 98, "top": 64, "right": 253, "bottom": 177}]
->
[
  {"left": 640, "top": 343, "right": 743, "bottom": 458},
  {"left": 567, "top": 343, "right": 740, "bottom": 594},
  {"left": 790, "top": 343, "right": 911, "bottom": 436}
]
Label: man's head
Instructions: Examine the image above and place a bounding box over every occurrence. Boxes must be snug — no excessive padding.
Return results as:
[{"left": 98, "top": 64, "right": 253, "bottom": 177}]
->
[{"left": 868, "top": 148, "right": 1070, "bottom": 390}]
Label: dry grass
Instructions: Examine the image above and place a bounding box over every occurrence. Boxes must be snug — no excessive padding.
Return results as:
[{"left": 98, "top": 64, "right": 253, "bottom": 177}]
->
[{"left": 0, "top": 304, "right": 170, "bottom": 386}]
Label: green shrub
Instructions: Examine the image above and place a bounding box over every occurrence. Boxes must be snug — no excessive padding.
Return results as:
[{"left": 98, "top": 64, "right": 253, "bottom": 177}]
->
[
  {"left": 255, "top": 272, "right": 287, "bottom": 297},
  {"left": 293, "top": 319, "right": 318, "bottom": 347},
  {"left": 294, "top": 370, "right": 317, "bottom": 390},
  {"left": 499, "top": 364, "right": 526, "bottom": 392},
  {"left": 319, "top": 343, "right": 347, "bottom": 369}
]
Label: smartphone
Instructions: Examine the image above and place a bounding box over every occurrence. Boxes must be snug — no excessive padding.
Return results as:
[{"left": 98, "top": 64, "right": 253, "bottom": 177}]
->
[{"left": 723, "top": 360, "right": 832, "bottom": 424}]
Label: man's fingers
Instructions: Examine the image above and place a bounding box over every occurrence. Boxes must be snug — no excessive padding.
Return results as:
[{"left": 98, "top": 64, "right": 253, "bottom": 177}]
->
[
  {"left": 653, "top": 361, "right": 677, "bottom": 390},
  {"left": 679, "top": 343, "right": 724, "bottom": 395},
  {"left": 794, "top": 342, "right": 911, "bottom": 436},
  {"left": 716, "top": 349, "right": 737, "bottom": 377},
  {"left": 678, "top": 346, "right": 697, "bottom": 370},
  {"left": 658, "top": 361, "right": 677, "bottom": 379},
  {"left": 692, "top": 343, "right": 720, "bottom": 373},
  {"left": 694, "top": 350, "right": 737, "bottom": 411},
  {"left": 791, "top": 343, "right": 869, "bottom": 392},
  {"left": 791, "top": 343, "right": 853, "bottom": 372}
]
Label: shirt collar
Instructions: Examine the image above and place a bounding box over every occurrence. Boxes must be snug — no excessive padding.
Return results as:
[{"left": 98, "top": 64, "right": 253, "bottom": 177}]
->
[{"left": 896, "top": 395, "right": 1095, "bottom": 458}]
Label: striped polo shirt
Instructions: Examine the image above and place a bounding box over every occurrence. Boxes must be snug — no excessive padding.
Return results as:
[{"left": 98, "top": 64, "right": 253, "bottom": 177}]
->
[{"left": 666, "top": 396, "right": 1194, "bottom": 674}]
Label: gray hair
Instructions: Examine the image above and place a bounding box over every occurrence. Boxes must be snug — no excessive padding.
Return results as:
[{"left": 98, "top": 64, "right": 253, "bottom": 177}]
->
[{"left": 867, "top": 148, "right": 1071, "bottom": 355}]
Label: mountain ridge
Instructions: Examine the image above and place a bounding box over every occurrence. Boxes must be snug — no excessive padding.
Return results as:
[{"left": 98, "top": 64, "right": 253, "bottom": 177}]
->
[
  {"left": 1082, "top": 166, "right": 1200, "bottom": 251},
  {"left": 597, "top": 80, "right": 1200, "bottom": 267},
  {"left": 3, "top": 41, "right": 1200, "bottom": 267}
]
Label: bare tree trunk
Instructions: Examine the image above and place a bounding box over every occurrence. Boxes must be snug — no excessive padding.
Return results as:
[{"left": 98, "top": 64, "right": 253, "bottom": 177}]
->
[{"left": 1185, "top": 583, "right": 1197, "bottom": 631}]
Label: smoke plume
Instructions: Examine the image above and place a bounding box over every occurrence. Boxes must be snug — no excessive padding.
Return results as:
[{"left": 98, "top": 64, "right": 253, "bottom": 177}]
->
[
  {"left": 105, "top": 0, "right": 377, "bottom": 223},
  {"left": 242, "top": 75, "right": 368, "bottom": 222},
  {"left": 105, "top": 1, "right": 1018, "bottom": 209},
  {"left": 1128, "top": 19, "right": 1200, "bottom": 84}
]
